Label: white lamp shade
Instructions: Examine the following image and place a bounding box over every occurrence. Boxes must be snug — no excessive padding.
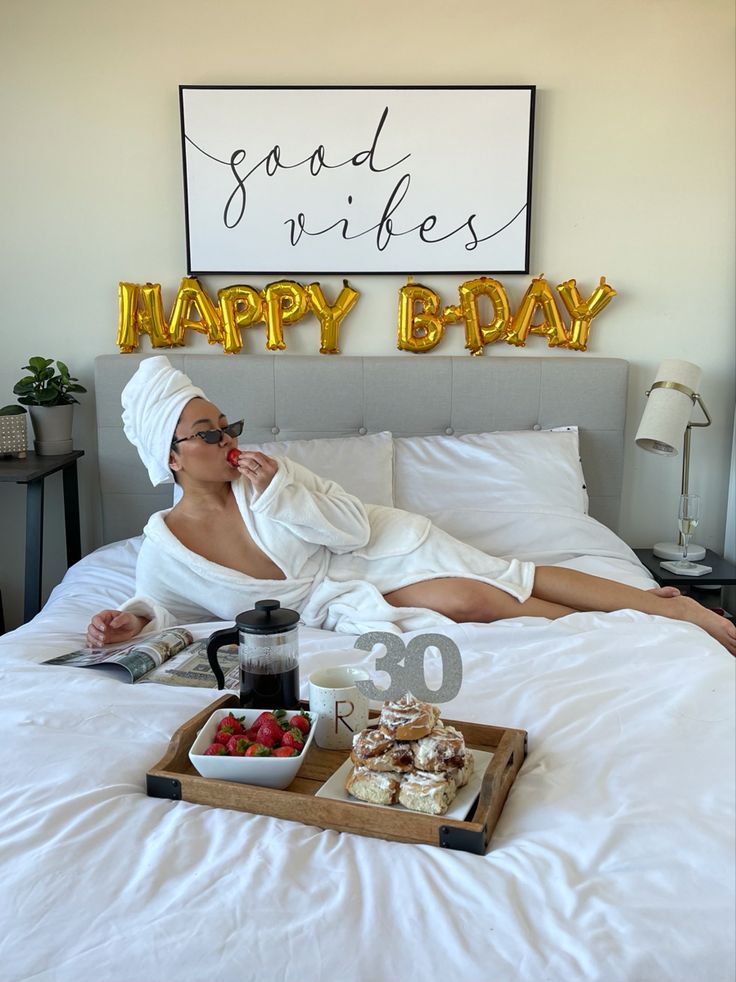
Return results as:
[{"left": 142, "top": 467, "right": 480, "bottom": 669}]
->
[{"left": 635, "top": 359, "right": 702, "bottom": 455}]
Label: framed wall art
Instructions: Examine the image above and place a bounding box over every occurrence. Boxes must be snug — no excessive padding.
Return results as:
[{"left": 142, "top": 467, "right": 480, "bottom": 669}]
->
[{"left": 179, "top": 85, "right": 536, "bottom": 276}]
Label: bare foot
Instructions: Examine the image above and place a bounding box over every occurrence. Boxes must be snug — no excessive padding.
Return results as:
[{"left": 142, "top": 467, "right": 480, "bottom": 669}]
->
[
  {"left": 649, "top": 586, "right": 681, "bottom": 598},
  {"left": 669, "top": 596, "right": 736, "bottom": 655}
]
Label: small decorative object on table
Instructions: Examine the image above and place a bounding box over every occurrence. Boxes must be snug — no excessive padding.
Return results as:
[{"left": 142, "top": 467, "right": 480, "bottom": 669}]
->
[
  {"left": 0, "top": 405, "right": 28, "bottom": 458},
  {"left": 12, "top": 356, "right": 87, "bottom": 456}
]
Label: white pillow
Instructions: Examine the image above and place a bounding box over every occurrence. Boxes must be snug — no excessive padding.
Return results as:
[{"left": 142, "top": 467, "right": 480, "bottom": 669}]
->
[
  {"left": 394, "top": 427, "right": 589, "bottom": 517},
  {"left": 422, "top": 506, "right": 638, "bottom": 566},
  {"left": 391, "top": 427, "right": 629, "bottom": 564},
  {"left": 242, "top": 430, "right": 394, "bottom": 506},
  {"left": 173, "top": 431, "right": 394, "bottom": 507}
]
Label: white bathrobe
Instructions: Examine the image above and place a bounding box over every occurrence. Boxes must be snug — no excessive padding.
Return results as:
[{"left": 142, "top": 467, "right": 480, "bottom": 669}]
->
[{"left": 121, "top": 457, "right": 535, "bottom": 635}]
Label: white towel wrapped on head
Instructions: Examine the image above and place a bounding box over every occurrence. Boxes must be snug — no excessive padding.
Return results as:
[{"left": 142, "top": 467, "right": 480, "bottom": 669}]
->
[{"left": 121, "top": 356, "right": 205, "bottom": 486}]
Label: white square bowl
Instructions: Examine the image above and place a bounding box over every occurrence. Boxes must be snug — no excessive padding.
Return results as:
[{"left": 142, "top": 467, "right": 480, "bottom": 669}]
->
[{"left": 189, "top": 708, "right": 318, "bottom": 790}]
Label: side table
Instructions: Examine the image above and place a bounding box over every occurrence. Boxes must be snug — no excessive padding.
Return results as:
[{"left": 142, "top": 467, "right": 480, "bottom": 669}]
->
[
  {"left": 0, "top": 450, "right": 84, "bottom": 623},
  {"left": 634, "top": 548, "right": 736, "bottom": 614}
]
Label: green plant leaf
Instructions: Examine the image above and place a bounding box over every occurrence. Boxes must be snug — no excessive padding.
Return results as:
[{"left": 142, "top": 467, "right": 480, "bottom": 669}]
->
[
  {"left": 14, "top": 357, "right": 85, "bottom": 406},
  {"left": 0, "top": 404, "right": 27, "bottom": 415}
]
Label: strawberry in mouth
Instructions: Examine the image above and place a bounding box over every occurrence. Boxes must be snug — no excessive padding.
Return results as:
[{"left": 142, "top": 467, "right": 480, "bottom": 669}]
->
[{"left": 227, "top": 448, "right": 241, "bottom": 468}]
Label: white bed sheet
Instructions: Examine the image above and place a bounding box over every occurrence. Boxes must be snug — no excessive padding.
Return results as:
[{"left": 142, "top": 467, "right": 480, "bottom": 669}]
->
[{"left": 1, "top": 538, "right": 734, "bottom": 982}]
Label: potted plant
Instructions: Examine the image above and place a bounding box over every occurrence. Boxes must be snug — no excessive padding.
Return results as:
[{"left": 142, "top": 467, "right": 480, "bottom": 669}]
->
[{"left": 13, "top": 357, "right": 87, "bottom": 456}]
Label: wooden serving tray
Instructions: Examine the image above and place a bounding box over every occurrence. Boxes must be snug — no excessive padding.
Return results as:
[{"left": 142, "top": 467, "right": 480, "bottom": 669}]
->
[{"left": 146, "top": 694, "right": 527, "bottom": 855}]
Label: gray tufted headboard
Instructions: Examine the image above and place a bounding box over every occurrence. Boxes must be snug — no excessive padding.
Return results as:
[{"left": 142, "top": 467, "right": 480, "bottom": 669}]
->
[{"left": 94, "top": 354, "right": 629, "bottom": 544}]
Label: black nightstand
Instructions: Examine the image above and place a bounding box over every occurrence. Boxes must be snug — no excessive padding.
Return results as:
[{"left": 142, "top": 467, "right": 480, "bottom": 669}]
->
[
  {"left": 0, "top": 450, "right": 84, "bottom": 623},
  {"left": 634, "top": 548, "right": 736, "bottom": 614}
]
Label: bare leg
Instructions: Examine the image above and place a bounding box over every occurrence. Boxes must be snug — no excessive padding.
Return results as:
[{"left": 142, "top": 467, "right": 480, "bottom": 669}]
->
[
  {"left": 384, "top": 577, "right": 576, "bottom": 622},
  {"left": 533, "top": 566, "right": 680, "bottom": 614},
  {"left": 533, "top": 566, "right": 736, "bottom": 654},
  {"left": 384, "top": 570, "right": 736, "bottom": 655}
]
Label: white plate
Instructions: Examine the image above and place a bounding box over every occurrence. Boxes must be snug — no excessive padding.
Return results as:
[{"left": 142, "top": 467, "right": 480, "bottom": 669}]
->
[{"left": 315, "top": 749, "right": 494, "bottom": 821}]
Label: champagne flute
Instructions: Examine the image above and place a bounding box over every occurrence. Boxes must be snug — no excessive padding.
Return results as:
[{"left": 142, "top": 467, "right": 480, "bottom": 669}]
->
[{"left": 674, "top": 493, "right": 701, "bottom": 569}]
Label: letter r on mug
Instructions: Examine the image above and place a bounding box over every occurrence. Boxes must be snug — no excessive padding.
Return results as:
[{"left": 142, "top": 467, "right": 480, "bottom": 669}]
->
[{"left": 334, "top": 699, "right": 356, "bottom": 733}]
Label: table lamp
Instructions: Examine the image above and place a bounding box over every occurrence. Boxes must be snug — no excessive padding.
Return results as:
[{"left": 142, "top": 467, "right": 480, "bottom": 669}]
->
[{"left": 635, "top": 359, "right": 711, "bottom": 561}]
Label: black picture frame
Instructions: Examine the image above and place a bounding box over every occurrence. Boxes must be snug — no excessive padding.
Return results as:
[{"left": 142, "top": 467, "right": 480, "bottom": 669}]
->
[{"left": 179, "top": 85, "right": 536, "bottom": 276}]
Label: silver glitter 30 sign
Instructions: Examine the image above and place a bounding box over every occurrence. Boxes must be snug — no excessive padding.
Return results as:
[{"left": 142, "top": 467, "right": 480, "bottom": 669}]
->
[{"left": 352, "top": 632, "right": 463, "bottom": 703}]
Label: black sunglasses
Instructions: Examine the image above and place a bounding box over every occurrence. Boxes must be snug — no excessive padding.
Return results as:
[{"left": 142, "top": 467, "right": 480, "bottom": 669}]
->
[{"left": 171, "top": 420, "right": 244, "bottom": 447}]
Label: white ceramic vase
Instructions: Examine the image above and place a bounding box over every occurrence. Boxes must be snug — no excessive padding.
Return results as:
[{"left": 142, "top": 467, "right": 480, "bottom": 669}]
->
[{"left": 28, "top": 404, "right": 74, "bottom": 456}]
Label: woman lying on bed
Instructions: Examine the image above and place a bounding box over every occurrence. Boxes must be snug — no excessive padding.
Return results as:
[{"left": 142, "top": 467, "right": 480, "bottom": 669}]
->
[{"left": 86, "top": 357, "right": 736, "bottom": 655}]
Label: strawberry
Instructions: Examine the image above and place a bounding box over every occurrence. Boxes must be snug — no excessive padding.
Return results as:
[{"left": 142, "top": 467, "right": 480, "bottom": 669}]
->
[
  {"left": 214, "top": 729, "right": 235, "bottom": 746},
  {"left": 281, "top": 728, "right": 304, "bottom": 751},
  {"left": 253, "top": 710, "right": 287, "bottom": 729},
  {"left": 273, "top": 746, "right": 299, "bottom": 757},
  {"left": 227, "top": 735, "right": 252, "bottom": 756},
  {"left": 217, "top": 714, "right": 244, "bottom": 735},
  {"left": 227, "top": 448, "right": 241, "bottom": 468},
  {"left": 204, "top": 743, "right": 228, "bottom": 756},
  {"left": 289, "top": 714, "right": 311, "bottom": 736},
  {"left": 245, "top": 725, "right": 261, "bottom": 742},
  {"left": 257, "top": 720, "right": 285, "bottom": 744},
  {"left": 245, "top": 743, "right": 272, "bottom": 757}
]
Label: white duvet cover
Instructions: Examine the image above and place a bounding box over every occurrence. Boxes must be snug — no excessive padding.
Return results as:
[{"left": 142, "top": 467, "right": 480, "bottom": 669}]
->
[{"left": 0, "top": 535, "right": 734, "bottom": 982}]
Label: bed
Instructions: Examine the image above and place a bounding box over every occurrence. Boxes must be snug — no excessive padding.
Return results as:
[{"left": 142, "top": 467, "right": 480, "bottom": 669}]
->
[{"left": 1, "top": 355, "right": 733, "bottom": 982}]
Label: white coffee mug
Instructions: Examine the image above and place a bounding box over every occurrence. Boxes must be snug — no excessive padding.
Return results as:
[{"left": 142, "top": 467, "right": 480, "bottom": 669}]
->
[{"left": 308, "top": 666, "right": 370, "bottom": 750}]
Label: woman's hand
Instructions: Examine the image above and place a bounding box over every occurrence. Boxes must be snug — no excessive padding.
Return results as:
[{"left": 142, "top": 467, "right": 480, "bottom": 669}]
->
[
  {"left": 235, "top": 451, "right": 278, "bottom": 493},
  {"left": 86, "top": 610, "right": 150, "bottom": 648}
]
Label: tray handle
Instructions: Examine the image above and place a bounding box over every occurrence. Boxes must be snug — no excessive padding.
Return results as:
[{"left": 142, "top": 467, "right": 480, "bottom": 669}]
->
[{"left": 474, "top": 728, "right": 527, "bottom": 848}]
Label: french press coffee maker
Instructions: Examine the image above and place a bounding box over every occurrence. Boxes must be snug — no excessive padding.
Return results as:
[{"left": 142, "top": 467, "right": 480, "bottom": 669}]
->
[{"left": 207, "top": 599, "right": 301, "bottom": 709}]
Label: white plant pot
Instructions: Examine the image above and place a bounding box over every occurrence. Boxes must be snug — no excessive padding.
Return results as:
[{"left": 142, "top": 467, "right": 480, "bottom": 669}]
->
[{"left": 28, "top": 404, "right": 74, "bottom": 456}]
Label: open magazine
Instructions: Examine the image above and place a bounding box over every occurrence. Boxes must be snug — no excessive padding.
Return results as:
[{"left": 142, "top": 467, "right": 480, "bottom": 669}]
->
[{"left": 43, "top": 628, "right": 239, "bottom": 688}]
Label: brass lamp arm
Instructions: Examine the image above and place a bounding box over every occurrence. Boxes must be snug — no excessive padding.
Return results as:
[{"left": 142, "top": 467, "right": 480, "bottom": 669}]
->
[{"left": 647, "top": 381, "right": 712, "bottom": 428}]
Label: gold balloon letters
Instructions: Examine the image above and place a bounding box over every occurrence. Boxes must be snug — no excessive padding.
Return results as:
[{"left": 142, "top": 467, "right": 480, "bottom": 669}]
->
[
  {"left": 306, "top": 281, "right": 361, "bottom": 355},
  {"left": 396, "top": 282, "right": 445, "bottom": 353},
  {"left": 117, "top": 274, "right": 615, "bottom": 355},
  {"left": 117, "top": 278, "right": 360, "bottom": 354},
  {"left": 397, "top": 275, "right": 616, "bottom": 354}
]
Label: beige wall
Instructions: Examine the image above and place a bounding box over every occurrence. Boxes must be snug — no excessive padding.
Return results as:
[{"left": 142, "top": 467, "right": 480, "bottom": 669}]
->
[{"left": 1, "top": 0, "right": 734, "bottom": 630}]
